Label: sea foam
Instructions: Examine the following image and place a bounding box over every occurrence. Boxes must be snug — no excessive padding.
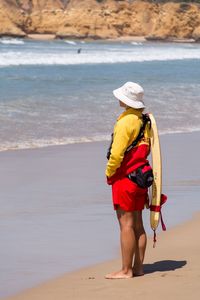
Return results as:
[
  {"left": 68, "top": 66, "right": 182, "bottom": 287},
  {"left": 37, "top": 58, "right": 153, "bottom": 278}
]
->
[
  {"left": 1, "top": 127, "right": 200, "bottom": 152},
  {"left": 1, "top": 44, "right": 200, "bottom": 66},
  {"left": 0, "top": 38, "right": 25, "bottom": 45}
]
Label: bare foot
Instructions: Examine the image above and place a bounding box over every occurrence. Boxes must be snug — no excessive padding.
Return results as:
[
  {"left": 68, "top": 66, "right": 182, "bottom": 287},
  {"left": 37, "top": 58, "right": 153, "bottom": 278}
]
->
[{"left": 105, "top": 269, "right": 133, "bottom": 279}]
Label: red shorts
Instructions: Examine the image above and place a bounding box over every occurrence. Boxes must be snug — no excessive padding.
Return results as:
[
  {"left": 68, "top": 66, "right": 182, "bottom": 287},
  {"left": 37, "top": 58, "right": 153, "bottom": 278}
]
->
[{"left": 112, "top": 177, "right": 148, "bottom": 212}]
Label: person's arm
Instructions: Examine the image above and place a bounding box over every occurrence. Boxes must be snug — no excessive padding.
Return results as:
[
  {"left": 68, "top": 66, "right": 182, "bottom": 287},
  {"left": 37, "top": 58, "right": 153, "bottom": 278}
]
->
[{"left": 106, "top": 116, "right": 140, "bottom": 178}]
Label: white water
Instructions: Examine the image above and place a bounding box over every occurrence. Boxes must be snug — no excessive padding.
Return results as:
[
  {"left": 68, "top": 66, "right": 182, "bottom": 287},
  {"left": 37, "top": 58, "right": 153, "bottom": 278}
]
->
[
  {"left": 0, "top": 38, "right": 25, "bottom": 45},
  {"left": 64, "top": 40, "right": 77, "bottom": 45},
  {"left": 1, "top": 42, "right": 200, "bottom": 66},
  {"left": 1, "top": 127, "right": 200, "bottom": 152}
]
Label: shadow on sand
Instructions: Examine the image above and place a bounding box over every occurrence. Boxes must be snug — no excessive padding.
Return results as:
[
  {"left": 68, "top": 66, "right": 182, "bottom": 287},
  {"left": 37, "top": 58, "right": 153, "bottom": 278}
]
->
[{"left": 144, "top": 260, "right": 187, "bottom": 274}]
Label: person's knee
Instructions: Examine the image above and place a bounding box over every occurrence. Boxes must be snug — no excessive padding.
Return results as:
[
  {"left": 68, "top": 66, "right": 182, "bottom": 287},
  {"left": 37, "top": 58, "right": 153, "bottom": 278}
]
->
[
  {"left": 120, "top": 217, "right": 134, "bottom": 231},
  {"left": 121, "top": 222, "right": 134, "bottom": 232}
]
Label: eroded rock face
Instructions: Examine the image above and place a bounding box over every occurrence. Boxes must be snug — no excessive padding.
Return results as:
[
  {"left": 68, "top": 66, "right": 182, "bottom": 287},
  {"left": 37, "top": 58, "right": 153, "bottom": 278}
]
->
[
  {"left": 0, "top": 0, "right": 200, "bottom": 40},
  {"left": 192, "top": 26, "right": 200, "bottom": 41},
  {"left": 0, "top": 0, "right": 25, "bottom": 36}
]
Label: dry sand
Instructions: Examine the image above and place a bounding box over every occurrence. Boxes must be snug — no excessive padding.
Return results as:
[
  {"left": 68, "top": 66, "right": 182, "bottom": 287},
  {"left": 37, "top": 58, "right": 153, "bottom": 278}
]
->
[
  {"left": 26, "top": 34, "right": 146, "bottom": 42},
  {"left": 107, "top": 36, "right": 146, "bottom": 42},
  {"left": 3, "top": 212, "right": 200, "bottom": 300},
  {"left": 27, "top": 34, "right": 56, "bottom": 40}
]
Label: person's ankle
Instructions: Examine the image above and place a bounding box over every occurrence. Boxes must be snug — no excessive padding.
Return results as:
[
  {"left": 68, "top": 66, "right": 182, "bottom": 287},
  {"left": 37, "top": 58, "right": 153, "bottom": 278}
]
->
[
  {"left": 132, "top": 264, "right": 144, "bottom": 275},
  {"left": 122, "top": 268, "right": 133, "bottom": 275},
  {"left": 133, "top": 262, "right": 143, "bottom": 270}
]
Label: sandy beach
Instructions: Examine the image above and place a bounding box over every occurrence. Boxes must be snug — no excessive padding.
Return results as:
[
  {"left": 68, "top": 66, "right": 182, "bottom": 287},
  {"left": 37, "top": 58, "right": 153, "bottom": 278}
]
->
[
  {"left": 1, "top": 131, "right": 200, "bottom": 299},
  {"left": 3, "top": 213, "right": 200, "bottom": 300},
  {"left": 27, "top": 34, "right": 56, "bottom": 40},
  {"left": 4, "top": 34, "right": 196, "bottom": 43}
]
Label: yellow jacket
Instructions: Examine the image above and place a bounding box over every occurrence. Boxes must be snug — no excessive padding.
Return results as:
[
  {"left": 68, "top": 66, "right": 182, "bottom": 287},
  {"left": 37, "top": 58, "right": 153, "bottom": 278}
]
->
[{"left": 106, "top": 108, "right": 150, "bottom": 178}]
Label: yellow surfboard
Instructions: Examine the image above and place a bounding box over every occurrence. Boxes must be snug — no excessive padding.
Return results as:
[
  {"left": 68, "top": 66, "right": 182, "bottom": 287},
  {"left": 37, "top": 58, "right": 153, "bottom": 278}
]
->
[{"left": 149, "top": 113, "right": 162, "bottom": 232}]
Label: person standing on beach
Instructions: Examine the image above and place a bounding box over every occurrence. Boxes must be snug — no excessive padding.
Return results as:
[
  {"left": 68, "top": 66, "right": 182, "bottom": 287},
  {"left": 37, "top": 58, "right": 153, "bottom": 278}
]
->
[{"left": 105, "top": 82, "right": 151, "bottom": 279}]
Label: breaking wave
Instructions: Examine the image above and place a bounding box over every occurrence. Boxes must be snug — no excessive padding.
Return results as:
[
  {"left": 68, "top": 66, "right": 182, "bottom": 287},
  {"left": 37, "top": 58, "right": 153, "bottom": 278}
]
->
[
  {"left": 0, "top": 38, "right": 25, "bottom": 45},
  {"left": 1, "top": 44, "right": 200, "bottom": 66},
  {"left": 1, "top": 127, "right": 200, "bottom": 152}
]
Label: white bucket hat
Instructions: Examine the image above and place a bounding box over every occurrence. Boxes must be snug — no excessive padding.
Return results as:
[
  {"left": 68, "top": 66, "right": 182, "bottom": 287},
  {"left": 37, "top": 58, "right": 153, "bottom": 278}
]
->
[{"left": 113, "top": 82, "right": 145, "bottom": 109}]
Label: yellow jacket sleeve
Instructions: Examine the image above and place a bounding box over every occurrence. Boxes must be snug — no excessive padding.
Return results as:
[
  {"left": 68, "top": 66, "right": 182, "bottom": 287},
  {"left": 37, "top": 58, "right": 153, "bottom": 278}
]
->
[{"left": 106, "top": 114, "right": 141, "bottom": 178}]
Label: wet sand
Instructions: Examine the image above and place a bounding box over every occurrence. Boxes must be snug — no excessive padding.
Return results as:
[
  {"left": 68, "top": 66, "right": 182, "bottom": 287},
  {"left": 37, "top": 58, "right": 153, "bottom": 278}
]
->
[{"left": 1, "top": 131, "right": 200, "bottom": 299}]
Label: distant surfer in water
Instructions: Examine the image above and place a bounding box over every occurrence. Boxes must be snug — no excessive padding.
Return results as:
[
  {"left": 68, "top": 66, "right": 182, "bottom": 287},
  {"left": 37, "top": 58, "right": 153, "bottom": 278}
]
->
[
  {"left": 105, "top": 82, "right": 151, "bottom": 279},
  {"left": 77, "top": 48, "right": 82, "bottom": 54}
]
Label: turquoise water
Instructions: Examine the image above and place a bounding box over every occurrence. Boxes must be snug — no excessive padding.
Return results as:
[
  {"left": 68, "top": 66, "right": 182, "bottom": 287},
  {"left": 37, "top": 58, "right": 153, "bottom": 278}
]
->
[{"left": 0, "top": 39, "right": 200, "bottom": 150}]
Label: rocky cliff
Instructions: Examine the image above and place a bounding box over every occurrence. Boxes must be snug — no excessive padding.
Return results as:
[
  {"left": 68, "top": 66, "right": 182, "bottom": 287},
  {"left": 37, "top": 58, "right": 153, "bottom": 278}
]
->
[{"left": 0, "top": 0, "right": 200, "bottom": 41}]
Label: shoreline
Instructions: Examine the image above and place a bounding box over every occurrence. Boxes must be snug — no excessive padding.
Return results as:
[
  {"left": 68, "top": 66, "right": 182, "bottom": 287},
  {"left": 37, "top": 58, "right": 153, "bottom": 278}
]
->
[
  {"left": 0, "top": 34, "right": 198, "bottom": 44},
  {"left": 0, "top": 130, "right": 200, "bottom": 154},
  {"left": 2, "top": 212, "right": 200, "bottom": 300}
]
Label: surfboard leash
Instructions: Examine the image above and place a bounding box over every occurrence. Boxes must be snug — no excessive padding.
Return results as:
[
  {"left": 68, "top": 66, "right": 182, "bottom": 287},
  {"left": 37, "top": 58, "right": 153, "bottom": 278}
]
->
[{"left": 153, "top": 230, "right": 157, "bottom": 248}]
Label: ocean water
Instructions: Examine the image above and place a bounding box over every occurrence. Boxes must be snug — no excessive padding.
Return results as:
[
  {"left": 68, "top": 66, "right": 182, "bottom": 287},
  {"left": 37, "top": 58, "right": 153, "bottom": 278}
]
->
[{"left": 0, "top": 38, "right": 200, "bottom": 151}]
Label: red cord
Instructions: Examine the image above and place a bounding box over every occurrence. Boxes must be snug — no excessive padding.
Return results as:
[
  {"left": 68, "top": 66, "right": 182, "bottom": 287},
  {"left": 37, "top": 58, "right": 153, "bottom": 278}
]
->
[{"left": 153, "top": 230, "right": 157, "bottom": 248}]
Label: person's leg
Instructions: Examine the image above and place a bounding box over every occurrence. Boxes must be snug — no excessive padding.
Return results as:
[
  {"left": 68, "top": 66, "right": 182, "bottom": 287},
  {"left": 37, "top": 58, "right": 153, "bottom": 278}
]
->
[
  {"left": 105, "top": 208, "right": 135, "bottom": 279},
  {"left": 132, "top": 211, "right": 147, "bottom": 276}
]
